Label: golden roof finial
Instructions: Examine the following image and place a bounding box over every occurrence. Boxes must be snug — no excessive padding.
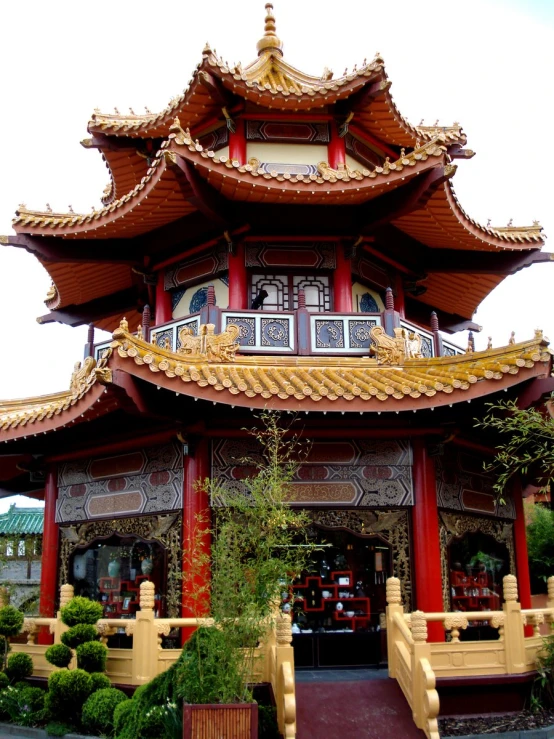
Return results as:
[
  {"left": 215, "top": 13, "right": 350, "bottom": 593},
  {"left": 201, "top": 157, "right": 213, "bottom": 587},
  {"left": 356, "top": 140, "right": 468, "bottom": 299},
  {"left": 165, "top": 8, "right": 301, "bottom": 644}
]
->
[{"left": 257, "top": 3, "right": 283, "bottom": 56}]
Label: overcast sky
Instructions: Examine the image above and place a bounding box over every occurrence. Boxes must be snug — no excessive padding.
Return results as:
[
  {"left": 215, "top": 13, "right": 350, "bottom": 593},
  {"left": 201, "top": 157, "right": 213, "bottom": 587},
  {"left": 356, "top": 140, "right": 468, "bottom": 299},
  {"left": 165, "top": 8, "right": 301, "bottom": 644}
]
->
[{"left": 0, "top": 0, "right": 552, "bottom": 510}]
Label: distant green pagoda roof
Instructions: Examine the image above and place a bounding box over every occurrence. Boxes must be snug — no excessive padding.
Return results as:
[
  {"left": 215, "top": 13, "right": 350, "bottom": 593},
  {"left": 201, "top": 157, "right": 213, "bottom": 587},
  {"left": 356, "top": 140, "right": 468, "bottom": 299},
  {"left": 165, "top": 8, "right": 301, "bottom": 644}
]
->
[{"left": 0, "top": 504, "right": 43, "bottom": 535}]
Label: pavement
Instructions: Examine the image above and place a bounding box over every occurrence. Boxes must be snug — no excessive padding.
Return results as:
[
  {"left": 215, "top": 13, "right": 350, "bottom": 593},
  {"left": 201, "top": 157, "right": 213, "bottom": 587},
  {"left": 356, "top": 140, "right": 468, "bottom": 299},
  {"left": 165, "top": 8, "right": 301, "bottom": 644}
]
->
[{"left": 295, "top": 669, "right": 425, "bottom": 739}]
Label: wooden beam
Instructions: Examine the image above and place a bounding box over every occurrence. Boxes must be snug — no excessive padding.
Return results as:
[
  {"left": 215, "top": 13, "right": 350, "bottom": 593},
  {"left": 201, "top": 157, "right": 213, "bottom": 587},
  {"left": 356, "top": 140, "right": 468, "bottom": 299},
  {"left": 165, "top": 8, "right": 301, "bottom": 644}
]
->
[
  {"left": 37, "top": 287, "right": 139, "bottom": 327},
  {"left": 197, "top": 70, "right": 237, "bottom": 109},
  {"left": 170, "top": 155, "right": 233, "bottom": 227},
  {"left": 424, "top": 249, "right": 551, "bottom": 275},
  {"left": 335, "top": 77, "right": 392, "bottom": 116}
]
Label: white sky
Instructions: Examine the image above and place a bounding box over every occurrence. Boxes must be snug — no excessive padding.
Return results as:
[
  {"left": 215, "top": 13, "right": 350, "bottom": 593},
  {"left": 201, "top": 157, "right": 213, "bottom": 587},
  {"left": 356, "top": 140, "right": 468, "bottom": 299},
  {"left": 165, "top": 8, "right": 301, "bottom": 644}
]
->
[{"left": 0, "top": 0, "right": 552, "bottom": 511}]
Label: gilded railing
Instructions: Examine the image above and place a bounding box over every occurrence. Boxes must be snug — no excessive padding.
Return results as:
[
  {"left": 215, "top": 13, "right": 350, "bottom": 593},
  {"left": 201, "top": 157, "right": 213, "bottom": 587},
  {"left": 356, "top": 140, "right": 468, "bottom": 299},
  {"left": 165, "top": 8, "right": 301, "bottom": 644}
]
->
[
  {"left": 12, "top": 582, "right": 296, "bottom": 738},
  {"left": 386, "top": 574, "right": 554, "bottom": 739}
]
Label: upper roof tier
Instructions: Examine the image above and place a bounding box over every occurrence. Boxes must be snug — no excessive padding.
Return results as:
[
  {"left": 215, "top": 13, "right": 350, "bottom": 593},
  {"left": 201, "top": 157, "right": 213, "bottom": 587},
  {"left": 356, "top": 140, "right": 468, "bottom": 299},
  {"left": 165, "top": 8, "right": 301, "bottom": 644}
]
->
[{"left": 3, "top": 3, "right": 548, "bottom": 332}]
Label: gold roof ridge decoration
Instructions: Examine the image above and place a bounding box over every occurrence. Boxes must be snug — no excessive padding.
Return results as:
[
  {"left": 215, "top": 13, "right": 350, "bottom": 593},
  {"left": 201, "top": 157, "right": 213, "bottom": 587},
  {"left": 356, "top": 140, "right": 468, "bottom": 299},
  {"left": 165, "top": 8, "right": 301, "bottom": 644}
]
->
[
  {"left": 0, "top": 350, "right": 112, "bottom": 433},
  {"left": 111, "top": 322, "right": 550, "bottom": 405}
]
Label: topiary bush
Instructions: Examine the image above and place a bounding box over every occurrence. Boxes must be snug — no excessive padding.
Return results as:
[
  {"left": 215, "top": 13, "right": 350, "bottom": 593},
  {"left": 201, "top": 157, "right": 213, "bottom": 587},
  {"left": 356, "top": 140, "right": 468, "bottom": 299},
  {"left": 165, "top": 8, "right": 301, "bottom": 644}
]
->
[
  {"left": 60, "top": 597, "right": 103, "bottom": 627},
  {"left": 61, "top": 623, "right": 99, "bottom": 649},
  {"left": 81, "top": 687, "right": 127, "bottom": 736},
  {"left": 113, "top": 698, "right": 133, "bottom": 736},
  {"left": 0, "top": 672, "right": 8, "bottom": 690},
  {"left": 45, "top": 644, "right": 72, "bottom": 669},
  {"left": 76, "top": 640, "right": 108, "bottom": 673},
  {"left": 45, "top": 668, "right": 92, "bottom": 724},
  {"left": 17, "top": 686, "right": 45, "bottom": 726},
  {"left": 90, "top": 671, "right": 111, "bottom": 692},
  {"left": 6, "top": 652, "right": 33, "bottom": 682},
  {"left": 0, "top": 606, "right": 25, "bottom": 671}
]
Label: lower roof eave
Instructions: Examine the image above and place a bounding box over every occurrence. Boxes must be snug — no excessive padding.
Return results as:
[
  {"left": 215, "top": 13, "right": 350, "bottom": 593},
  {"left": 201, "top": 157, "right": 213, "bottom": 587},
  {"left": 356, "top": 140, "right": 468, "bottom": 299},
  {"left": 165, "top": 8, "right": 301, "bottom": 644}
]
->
[{"left": 109, "top": 350, "right": 551, "bottom": 414}]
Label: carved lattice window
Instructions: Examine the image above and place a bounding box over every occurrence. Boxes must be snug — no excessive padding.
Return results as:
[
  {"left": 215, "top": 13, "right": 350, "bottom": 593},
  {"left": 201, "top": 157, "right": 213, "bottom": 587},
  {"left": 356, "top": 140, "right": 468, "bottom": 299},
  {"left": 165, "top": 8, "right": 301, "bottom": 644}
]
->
[{"left": 250, "top": 274, "right": 330, "bottom": 312}]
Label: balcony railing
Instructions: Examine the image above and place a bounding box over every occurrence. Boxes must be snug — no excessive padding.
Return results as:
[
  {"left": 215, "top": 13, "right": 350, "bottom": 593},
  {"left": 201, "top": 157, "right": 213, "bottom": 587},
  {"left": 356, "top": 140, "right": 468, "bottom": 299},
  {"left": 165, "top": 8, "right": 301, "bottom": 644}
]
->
[{"left": 94, "top": 301, "right": 464, "bottom": 361}]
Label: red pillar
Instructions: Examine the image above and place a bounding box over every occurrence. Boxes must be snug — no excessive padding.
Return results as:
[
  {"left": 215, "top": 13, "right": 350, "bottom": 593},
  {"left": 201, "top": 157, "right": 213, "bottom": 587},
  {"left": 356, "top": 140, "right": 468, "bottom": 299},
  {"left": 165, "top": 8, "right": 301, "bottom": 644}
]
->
[
  {"left": 328, "top": 121, "right": 346, "bottom": 170},
  {"left": 395, "top": 273, "right": 406, "bottom": 318},
  {"left": 513, "top": 479, "right": 533, "bottom": 635},
  {"left": 155, "top": 271, "right": 173, "bottom": 326},
  {"left": 411, "top": 439, "right": 445, "bottom": 641},
  {"left": 229, "top": 119, "right": 247, "bottom": 165},
  {"left": 333, "top": 243, "right": 352, "bottom": 312},
  {"left": 181, "top": 438, "right": 211, "bottom": 642},
  {"left": 228, "top": 242, "right": 248, "bottom": 309},
  {"left": 38, "top": 468, "right": 58, "bottom": 644}
]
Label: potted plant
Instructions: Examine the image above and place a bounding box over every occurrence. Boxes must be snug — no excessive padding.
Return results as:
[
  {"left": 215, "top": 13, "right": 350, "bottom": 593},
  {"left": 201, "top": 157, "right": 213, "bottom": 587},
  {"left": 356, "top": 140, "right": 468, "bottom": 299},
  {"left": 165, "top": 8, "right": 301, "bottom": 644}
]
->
[{"left": 177, "top": 411, "right": 319, "bottom": 738}]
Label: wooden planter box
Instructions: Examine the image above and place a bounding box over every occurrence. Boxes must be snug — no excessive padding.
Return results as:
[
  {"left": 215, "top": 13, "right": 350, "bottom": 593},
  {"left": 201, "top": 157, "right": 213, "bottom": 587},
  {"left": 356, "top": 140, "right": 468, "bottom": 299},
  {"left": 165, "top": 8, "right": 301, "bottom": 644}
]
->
[{"left": 183, "top": 703, "right": 258, "bottom": 739}]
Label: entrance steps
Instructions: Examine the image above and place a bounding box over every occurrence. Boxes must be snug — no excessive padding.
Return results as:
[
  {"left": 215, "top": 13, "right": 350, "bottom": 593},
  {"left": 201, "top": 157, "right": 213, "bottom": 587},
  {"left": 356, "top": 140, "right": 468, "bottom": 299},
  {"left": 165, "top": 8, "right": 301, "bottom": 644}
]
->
[{"left": 295, "top": 669, "right": 424, "bottom": 739}]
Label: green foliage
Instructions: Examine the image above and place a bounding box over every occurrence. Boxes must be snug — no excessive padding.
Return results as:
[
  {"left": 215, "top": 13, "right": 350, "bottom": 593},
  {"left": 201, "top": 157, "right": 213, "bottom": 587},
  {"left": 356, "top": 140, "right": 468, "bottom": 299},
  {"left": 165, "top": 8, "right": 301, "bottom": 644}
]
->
[
  {"left": 45, "top": 720, "right": 75, "bottom": 736},
  {"left": 113, "top": 698, "right": 134, "bottom": 734},
  {"left": 45, "top": 668, "right": 92, "bottom": 723},
  {"left": 0, "top": 684, "right": 45, "bottom": 726},
  {"left": 175, "top": 627, "right": 245, "bottom": 705},
  {"left": 60, "top": 596, "right": 104, "bottom": 627},
  {"left": 0, "top": 672, "right": 8, "bottom": 690},
  {"left": 45, "top": 644, "right": 72, "bottom": 669},
  {"left": 81, "top": 687, "right": 127, "bottom": 736},
  {"left": 61, "top": 623, "right": 99, "bottom": 649},
  {"left": 258, "top": 703, "right": 280, "bottom": 738},
  {"left": 6, "top": 652, "right": 33, "bottom": 682},
  {"left": 76, "top": 640, "right": 107, "bottom": 673},
  {"left": 475, "top": 393, "right": 554, "bottom": 500},
  {"left": 526, "top": 504, "right": 554, "bottom": 590},
  {"left": 181, "top": 411, "right": 319, "bottom": 704},
  {"left": 90, "top": 671, "right": 112, "bottom": 692},
  {"left": 533, "top": 634, "right": 554, "bottom": 710},
  {"left": 0, "top": 606, "right": 24, "bottom": 637}
]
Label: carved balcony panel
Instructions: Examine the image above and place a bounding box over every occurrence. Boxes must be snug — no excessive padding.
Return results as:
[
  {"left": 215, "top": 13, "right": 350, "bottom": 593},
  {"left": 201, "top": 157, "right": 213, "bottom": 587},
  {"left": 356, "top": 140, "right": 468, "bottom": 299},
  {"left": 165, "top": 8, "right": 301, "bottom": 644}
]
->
[
  {"left": 221, "top": 311, "right": 296, "bottom": 354},
  {"left": 309, "top": 313, "right": 382, "bottom": 355}
]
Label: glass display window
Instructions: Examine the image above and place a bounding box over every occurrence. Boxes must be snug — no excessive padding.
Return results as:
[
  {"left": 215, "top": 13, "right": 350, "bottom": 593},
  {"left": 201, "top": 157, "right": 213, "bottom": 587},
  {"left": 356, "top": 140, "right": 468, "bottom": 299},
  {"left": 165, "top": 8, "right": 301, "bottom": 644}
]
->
[
  {"left": 69, "top": 535, "right": 166, "bottom": 618},
  {"left": 287, "top": 528, "right": 392, "bottom": 635}
]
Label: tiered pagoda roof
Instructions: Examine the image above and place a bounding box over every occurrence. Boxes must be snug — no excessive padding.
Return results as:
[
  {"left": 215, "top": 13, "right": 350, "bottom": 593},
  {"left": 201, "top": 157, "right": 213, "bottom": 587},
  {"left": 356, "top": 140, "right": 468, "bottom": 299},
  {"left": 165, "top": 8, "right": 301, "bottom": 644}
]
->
[{"left": 2, "top": 4, "right": 549, "bottom": 332}]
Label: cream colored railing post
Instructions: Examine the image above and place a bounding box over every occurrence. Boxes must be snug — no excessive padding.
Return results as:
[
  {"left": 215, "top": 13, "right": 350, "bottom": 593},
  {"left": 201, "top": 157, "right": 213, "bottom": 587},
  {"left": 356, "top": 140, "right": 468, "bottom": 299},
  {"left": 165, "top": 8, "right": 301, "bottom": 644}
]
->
[
  {"left": 130, "top": 582, "right": 159, "bottom": 685},
  {"left": 546, "top": 577, "right": 554, "bottom": 633},
  {"left": 386, "top": 577, "right": 403, "bottom": 678},
  {"left": 502, "top": 575, "right": 525, "bottom": 674},
  {"left": 411, "top": 611, "right": 440, "bottom": 739},
  {"left": 55, "top": 584, "right": 73, "bottom": 644},
  {"left": 274, "top": 611, "right": 296, "bottom": 739}
]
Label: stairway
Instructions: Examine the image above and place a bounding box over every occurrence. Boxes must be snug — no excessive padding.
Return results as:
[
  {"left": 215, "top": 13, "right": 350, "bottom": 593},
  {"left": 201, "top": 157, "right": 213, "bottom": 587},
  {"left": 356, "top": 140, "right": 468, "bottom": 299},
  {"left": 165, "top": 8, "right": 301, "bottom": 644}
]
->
[{"left": 295, "top": 670, "right": 424, "bottom": 739}]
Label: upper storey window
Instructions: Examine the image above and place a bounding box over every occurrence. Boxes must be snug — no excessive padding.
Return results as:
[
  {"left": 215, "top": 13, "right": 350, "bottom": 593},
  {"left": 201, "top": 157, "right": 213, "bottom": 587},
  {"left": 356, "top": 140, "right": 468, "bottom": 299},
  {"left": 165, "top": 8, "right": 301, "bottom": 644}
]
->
[{"left": 250, "top": 274, "right": 330, "bottom": 313}]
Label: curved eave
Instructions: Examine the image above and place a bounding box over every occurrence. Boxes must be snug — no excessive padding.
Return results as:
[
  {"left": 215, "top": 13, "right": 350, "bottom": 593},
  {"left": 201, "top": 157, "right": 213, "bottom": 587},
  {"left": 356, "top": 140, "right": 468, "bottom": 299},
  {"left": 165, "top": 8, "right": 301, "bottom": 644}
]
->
[
  {"left": 12, "top": 144, "right": 196, "bottom": 240},
  {"left": 111, "top": 330, "right": 551, "bottom": 414},
  {"left": 393, "top": 181, "right": 545, "bottom": 252},
  {"left": 170, "top": 135, "right": 448, "bottom": 205},
  {"left": 415, "top": 273, "right": 506, "bottom": 322},
  {"left": 100, "top": 148, "right": 149, "bottom": 205},
  {"left": 0, "top": 380, "right": 109, "bottom": 443}
]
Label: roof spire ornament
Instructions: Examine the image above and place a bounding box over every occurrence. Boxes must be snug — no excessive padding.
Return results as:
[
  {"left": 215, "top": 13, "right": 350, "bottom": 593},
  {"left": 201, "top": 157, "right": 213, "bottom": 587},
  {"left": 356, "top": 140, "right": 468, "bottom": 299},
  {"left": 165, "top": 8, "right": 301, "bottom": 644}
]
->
[{"left": 257, "top": 3, "right": 283, "bottom": 56}]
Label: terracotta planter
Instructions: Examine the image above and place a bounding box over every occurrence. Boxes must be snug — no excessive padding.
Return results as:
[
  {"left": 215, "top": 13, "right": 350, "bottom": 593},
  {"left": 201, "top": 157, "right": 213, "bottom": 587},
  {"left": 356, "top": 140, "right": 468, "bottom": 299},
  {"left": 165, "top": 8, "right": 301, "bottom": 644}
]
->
[{"left": 183, "top": 703, "right": 258, "bottom": 739}]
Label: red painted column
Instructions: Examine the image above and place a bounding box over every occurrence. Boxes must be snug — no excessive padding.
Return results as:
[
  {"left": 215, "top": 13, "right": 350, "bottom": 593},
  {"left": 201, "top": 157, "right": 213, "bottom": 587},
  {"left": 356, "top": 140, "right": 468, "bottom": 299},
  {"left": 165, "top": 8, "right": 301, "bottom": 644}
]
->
[
  {"left": 229, "top": 119, "right": 247, "bottom": 165},
  {"left": 395, "top": 273, "right": 406, "bottom": 318},
  {"left": 181, "top": 438, "right": 211, "bottom": 642},
  {"left": 228, "top": 242, "right": 248, "bottom": 309},
  {"left": 411, "top": 439, "right": 445, "bottom": 641},
  {"left": 328, "top": 121, "right": 346, "bottom": 170},
  {"left": 513, "top": 479, "right": 533, "bottom": 636},
  {"left": 155, "top": 271, "right": 173, "bottom": 326},
  {"left": 38, "top": 468, "right": 58, "bottom": 644},
  {"left": 333, "top": 243, "right": 352, "bottom": 312}
]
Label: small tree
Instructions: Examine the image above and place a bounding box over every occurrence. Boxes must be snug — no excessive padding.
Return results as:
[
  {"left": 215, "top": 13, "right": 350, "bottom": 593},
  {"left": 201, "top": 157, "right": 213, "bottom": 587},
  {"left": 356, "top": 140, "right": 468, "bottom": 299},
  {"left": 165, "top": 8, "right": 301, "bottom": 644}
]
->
[
  {"left": 178, "top": 410, "right": 320, "bottom": 704},
  {"left": 475, "top": 392, "right": 554, "bottom": 502}
]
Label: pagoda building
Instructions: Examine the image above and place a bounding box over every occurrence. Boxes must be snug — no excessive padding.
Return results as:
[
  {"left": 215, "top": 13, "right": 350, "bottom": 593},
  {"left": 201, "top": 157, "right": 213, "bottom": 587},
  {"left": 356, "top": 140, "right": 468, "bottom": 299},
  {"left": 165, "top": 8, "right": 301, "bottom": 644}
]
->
[{"left": 0, "top": 4, "right": 552, "bottom": 663}]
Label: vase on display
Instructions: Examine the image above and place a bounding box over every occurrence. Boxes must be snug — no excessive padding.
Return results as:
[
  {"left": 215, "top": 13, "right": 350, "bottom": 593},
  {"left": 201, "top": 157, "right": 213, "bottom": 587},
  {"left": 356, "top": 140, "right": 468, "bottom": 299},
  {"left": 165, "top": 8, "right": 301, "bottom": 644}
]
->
[
  {"left": 108, "top": 560, "right": 120, "bottom": 577},
  {"left": 141, "top": 558, "right": 154, "bottom": 575}
]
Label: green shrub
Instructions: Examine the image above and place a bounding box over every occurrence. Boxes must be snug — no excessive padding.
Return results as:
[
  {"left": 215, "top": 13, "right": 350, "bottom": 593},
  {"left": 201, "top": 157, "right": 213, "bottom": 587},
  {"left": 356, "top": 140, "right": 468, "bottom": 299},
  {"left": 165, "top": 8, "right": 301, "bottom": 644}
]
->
[
  {"left": 45, "top": 721, "right": 75, "bottom": 737},
  {"left": 113, "top": 698, "right": 133, "bottom": 735},
  {"left": 45, "top": 644, "right": 72, "bottom": 669},
  {"left": 60, "top": 596, "right": 103, "bottom": 627},
  {"left": 0, "top": 684, "right": 45, "bottom": 725},
  {"left": 46, "top": 668, "right": 92, "bottom": 722},
  {"left": 61, "top": 623, "right": 99, "bottom": 649},
  {"left": 82, "top": 687, "right": 127, "bottom": 736},
  {"left": 90, "top": 671, "right": 111, "bottom": 692},
  {"left": 0, "top": 672, "right": 8, "bottom": 690},
  {"left": 76, "top": 640, "right": 107, "bottom": 673},
  {"left": 6, "top": 652, "right": 33, "bottom": 682},
  {"left": 0, "top": 606, "right": 24, "bottom": 637}
]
